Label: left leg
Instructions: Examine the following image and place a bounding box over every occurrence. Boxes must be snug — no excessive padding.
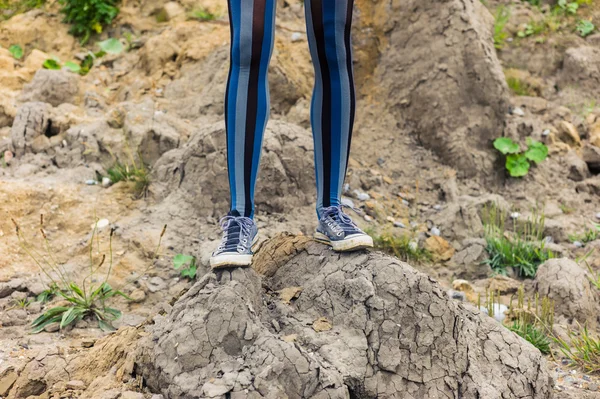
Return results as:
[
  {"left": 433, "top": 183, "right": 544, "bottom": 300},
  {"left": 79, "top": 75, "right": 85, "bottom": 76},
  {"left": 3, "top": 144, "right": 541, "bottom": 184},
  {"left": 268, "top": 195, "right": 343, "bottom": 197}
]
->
[
  {"left": 305, "top": 0, "right": 356, "bottom": 217},
  {"left": 305, "top": 0, "right": 372, "bottom": 252}
]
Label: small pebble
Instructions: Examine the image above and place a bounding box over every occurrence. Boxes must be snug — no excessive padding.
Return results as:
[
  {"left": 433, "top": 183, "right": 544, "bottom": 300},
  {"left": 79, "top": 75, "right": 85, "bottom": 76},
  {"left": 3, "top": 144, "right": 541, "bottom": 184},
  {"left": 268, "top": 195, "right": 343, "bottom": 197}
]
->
[
  {"left": 542, "top": 129, "right": 550, "bottom": 137},
  {"left": 512, "top": 107, "right": 525, "bottom": 116},
  {"left": 91, "top": 219, "right": 110, "bottom": 230},
  {"left": 448, "top": 289, "right": 466, "bottom": 302},
  {"left": 596, "top": 212, "right": 600, "bottom": 220},
  {"left": 510, "top": 212, "right": 520, "bottom": 220},
  {"left": 543, "top": 236, "right": 554, "bottom": 244},
  {"left": 85, "top": 179, "right": 97, "bottom": 185},
  {"left": 433, "top": 204, "right": 442, "bottom": 211},
  {"left": 355, "top": 191, "right": 370, "bottom": 201},
  {"left": 402, "top": 199, "right": 409, "bottom": 206},
  {"left": 364, "top": 215, "right": 373, "bottom": 222},
  {"left": 408, "top": 241, "right": 418, "bottom": 252},
  {"left": 430, "top": 227, "right": 441, "bottom": 236},
  {"left": 341, "top": 197, "right": 355, "bottom": 208},
  {"left": 377, "top": 157, "right": 385, "bottom": 166},
  {"left": 343, "top": 183, "right": 350, "bottom": 193},
  {"left": 574, "top": 241, "right": 584, "bottom": 248},
  {"left": 290, "top": 32, "right": 303, "bottom": 42},
  {"left": 101, "top": 177, "right": 112, "bottom": 187},
  {"left": 393, "top": 221, "right": 406, "bottom": 229}
]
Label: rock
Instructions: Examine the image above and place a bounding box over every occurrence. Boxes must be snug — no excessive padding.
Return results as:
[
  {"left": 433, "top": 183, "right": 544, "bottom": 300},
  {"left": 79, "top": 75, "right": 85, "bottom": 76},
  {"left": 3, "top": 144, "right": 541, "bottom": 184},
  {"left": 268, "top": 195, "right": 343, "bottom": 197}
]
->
[
  {"left": 486, "top": 275, "right": 521, "bottom": 295},
  {"left": 424, "top": 235, "right": 455, "bottom": 262},
  {"left": 66, "top": 380, "right": 86, "bottom": 390},
  {"left": 430, "top": 227, "right": 441, "bottom": 236},
  {"left": 137, "top": 236, "right": 552, "bottom": 398},
  {"left": 375, "top": 0, "right": 509, "bottom": 180},
  {"left": 596, "top": 213, "right": 600, "bottom": 221},
  {"left": 559, "top": 46, "right": 600, "bottom": 100},
  {"left": 145, "top": 276, "right": 167, "bottom": 293},
  {"left": 512, "top": 107, "right": 525, "bottom": 117},
  {"left": 129, "top": 289, "right": 146, "bottom": 303},
  {"left": 0, "top": 309, "right": 28, "bottom": 326},
  {"left": 533, "top": 258, "right": 598, "bottom": 327},
  {"left": 28, "top": 301, "right": 42, "bottom": 314},
  {"left": 44, "top": 322, "right": 60, "bottom": 332},
  {"left": 158, "top": 2, "right": 185, "bottom": 21},
  {"left": 23, "top": 49, "right": 49, "bottom": 71},
  {"left": 0, "top": 366, "right": 17, "bottom": 396},
  {"left": 20, "top": 69, "right": 79, "bottom": 107},
  {"left": 120, "top": 391, "right": 145, "bottom": 399},
  {"left": 449, "top": 238, "right": 491, "bottom": 280},
  {"left": 10, "top": 102, "right": 51, "bottom": 156},
  {"left": 452, "top": 279, "right": 477, "bottom": 302},
  {"left": 277, "top": 286, "right": 303, "bottom": 304},
  {"left": 354, "top": 191, "right": 370, "bottom": 201},
  {"left": 26, "top": 281, "right": 46, "bottom": 296},
  {"left": 31, "top": 134, "right": 51, "bottom": 153},
  {"left": 582, "top": 144, "right": 600, "bottom": 172},
  {"left": 564, "top": 150, "right": 590, "bottom": 182},
  {"left": 312, "top": 317, "right": 333, "bottom": 332},
  {"left": 0, "top": 278, "right": 25, "bottom": 298},
  {"left": 557, "top": 121, "right": 581, "bottom": 147},
  {"left": 102, "top": 177, "right": 112, "bottom": 187},
  {"left": 153, "top": 121, "right": 315, "bottom": 217}
]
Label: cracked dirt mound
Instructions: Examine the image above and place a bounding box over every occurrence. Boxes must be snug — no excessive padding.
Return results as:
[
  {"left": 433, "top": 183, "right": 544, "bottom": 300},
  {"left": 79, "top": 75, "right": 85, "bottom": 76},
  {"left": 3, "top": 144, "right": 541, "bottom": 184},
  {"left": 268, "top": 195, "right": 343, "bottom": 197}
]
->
[{"left": 136, "top": 235, "right": 552, "bottom": 399}]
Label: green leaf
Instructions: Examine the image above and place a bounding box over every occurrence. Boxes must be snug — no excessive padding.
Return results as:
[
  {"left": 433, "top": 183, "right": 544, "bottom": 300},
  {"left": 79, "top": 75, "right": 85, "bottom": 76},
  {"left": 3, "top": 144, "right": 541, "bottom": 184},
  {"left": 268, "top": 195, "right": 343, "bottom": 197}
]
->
[
  {"left": 31, "top": 314, "right": 63, "bottom": 334},
  {"left": 181, "top": 264, "right": 197, "bottom": 280},
  {"left": 31, "top": 306, "right": 69, "bottom": 327},
  {"left": 64, "top": 61, "right": 81, "bottom": 73},
  {"left": 524, "top": 139, "right": 548, "bottom": 164},
  {"left": 97, "top": 317, "right": 116, "bottom": 332},
  {"left": 97, "top": 38, "right": 124, "bottom": 55},
  {"left": 8, "top": 44, "right": 23, "bottom": 60},
  {"left": 103, "top": 307, "right": 122, "bottom": 320},
  {"left": 173, "top": 254, "right": 195, "bottom": 269},
  {"left": 494, "top": 137, "right": 520, "bottom": 155},
  {"left": 506, "top": 154, "right": 531, "bottom": 177},
  {"left": 69, "top": 282, "right": 86, "bottom": 299},
  {"left": 60, "top": 306, "right": 85, "bottom": 328},
  {"left": 43, "top": 59, "right": 61, "bottom": 70}
]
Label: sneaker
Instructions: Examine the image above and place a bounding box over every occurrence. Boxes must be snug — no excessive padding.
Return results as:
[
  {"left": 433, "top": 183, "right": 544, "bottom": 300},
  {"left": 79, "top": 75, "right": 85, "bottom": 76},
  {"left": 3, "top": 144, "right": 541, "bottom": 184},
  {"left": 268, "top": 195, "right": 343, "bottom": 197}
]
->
[
  {"left": 210, "top": 216, "right": 258, "bottom": 269},
  {"left": 314, "top": 205, "right": 374, "bottom": 252}
]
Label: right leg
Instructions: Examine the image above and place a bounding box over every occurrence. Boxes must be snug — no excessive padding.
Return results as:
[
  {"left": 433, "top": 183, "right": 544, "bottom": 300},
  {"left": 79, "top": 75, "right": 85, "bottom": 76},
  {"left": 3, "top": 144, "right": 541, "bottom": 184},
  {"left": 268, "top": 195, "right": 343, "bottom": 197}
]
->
[
  {"left": 212, "top": 0, "right": 276, "bottom": 269},
  {"left": 225, "top": 0, "right": 277, "bottom": 219}
]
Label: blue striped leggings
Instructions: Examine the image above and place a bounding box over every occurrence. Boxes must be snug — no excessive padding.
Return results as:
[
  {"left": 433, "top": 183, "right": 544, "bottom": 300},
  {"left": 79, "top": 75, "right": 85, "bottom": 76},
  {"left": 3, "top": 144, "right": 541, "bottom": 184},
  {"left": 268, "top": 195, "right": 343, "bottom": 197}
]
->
[{"left": 225, "top": 0, "right": 355, "bottom": 218}]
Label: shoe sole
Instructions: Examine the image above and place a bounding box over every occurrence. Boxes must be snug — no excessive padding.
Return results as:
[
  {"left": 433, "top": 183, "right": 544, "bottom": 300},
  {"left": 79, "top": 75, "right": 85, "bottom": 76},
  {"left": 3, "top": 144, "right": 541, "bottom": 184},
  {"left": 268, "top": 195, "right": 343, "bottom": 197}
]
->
[
  {"left": 210, "top": 235, "right": 259, "bottom": 269},
  {"left": 313, "top": 232, "right": 374, "bottom": 252}
]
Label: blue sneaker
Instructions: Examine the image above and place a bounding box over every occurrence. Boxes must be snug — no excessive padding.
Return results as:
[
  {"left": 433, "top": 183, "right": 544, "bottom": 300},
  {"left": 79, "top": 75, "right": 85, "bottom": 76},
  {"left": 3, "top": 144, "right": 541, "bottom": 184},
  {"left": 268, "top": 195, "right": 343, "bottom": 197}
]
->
[
  {"left": 314, "top": 205, "right": 373, "bottom": 252},
  {"left": 210, "top": 216, "right": 258, "bottom": 269}
]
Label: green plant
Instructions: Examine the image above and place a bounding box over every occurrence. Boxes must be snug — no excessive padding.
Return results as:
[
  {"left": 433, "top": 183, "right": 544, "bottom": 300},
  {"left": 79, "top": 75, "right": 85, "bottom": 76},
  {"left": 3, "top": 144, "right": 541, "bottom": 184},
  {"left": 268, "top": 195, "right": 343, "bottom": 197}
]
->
[
  {"left": 523, "top": 0, "right": 541, "bottom": 6},
  {"left": 587, "top": 263, "right": 600, "bottom": 290},
  {"left": 568, "top": 223, "right": 600, "bottom": 245},
  {"left": 106, "top": 161, "right": 150, "bottom": 198},
  {"left": 576, "top": 19, "right": 595, "bottom": 37},
  {"left": 37, "top": 282, "right": 60, "bottom": 303},
  {"left": 506, "top": 76, "right": 538, "bottom": 96},
  {"left": 367, "top": 228, "right": 431, "bottom": 263},
  {"left": 493, "top": 137, "right": 548, "bottom": 177},
  {"left": 555, "top": 0, "right": 579, "bottom": 14},
  {"left": 97, "top": 37, "right": 124, "bottom": 54},
  {"left": 494, "top": 6, "right": 511, "bottom": 49},
  {"left": 43, "top": 58, "right": 61, "bottom": 70},
  {"left": 506, "top": 286, "right": 554, "bottom": 354},
  {"left": 12, "top": 216, "right": 165, "bottom": 333},
  {"left": 555, "top": 323, "right": 600, "bottom": 373},
  {"left": 483, "top": 203, "right": 553, "bottom": 277},
  {"left": 173, "top": 254, "right": 197, "bottom": 280},
  {"left": 510, "top": 321, "right": 551, "bottom": 353},
  {"left": 517, "top": 22, "right": 546, "bottom": 38},
  {"left": 8, "top": 44, "right": 23, "bottom": 59},
  {"left": 58, "top": 0, "right": 119, "bottom": 44},
  {"left": 188, "top": 7, "right": 216, "bottom": 21},
  {"left": 12, "top": 297, "right": 32, "bottom": 309},
  {"left": 560, "top": 202, "right": 575, "bottom": 214}
]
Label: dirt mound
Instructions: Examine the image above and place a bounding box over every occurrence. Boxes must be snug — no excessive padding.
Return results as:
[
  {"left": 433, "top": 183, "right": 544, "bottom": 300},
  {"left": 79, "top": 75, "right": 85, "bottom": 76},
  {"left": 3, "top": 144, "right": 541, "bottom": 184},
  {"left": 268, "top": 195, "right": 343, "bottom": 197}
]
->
[
  {"left": 136, "top": 236, "right": 552, "bottom": 398},
  {"left": 373, "top": 0, "right": 509, "bottom": 181},
  {"left": 152, "top": 120, "right": 316, "bottom": 218}
]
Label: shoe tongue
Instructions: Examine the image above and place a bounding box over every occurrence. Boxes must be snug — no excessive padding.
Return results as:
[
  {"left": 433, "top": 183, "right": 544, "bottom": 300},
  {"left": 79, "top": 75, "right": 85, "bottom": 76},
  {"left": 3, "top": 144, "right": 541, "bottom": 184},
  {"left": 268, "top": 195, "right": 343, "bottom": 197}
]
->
[{"left": 226, "top": 223, "right": 242, "bottom": 243}]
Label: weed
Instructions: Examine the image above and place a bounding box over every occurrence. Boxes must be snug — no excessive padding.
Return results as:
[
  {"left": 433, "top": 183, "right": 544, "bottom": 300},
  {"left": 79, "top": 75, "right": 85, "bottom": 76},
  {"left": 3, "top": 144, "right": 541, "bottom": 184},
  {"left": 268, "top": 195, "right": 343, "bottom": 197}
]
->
[
  {"left": 568, "top": 223, "right": 599, "bottom": 245},
  {"left": 587, "top": 263, "right": 600, "bottom": 290},
  {"left": 482, "top": 203, "right": 552, "bottom": 277},
  {"left": 517, "top": 22, "right": 545, "bottom": 38},
  {"left": 555, "top": 323, "right": 600, "bottom": 373},
  {"left": 506, "top": 76, "right": 538, "bottom": 96},
  {"left": 106, "top": 161, "right": 150, "bottom": 198},
  {"left": 11, "top": 216, "right": 166, "bottom": 333},
  {"left": 188, "top": 7, "right": 216, "bottom": 21},
  {"left": 37, "top": 282, "right": 60, "bottom": 303},
  {"left": 555, "top": 0, "right": 580, "bottom": 15},
  {"left": 58, "top": 0, "right": 119, "bottom": 44},
  {"left": 8, "top": 44, "right": 23, "bottom": 59},
  {"left": 576, "top": 19, "right": 595, "bottom": 37},
  {"left": 367, "top": 228, "right": 431, "bottom": 263},
  {"left": 494, "top": 6, "right": 511, "bottom": 50},
  {"left": 493, "top": 137, "right": 548, "bottom": 177},
  {"left": 507, "top": 286, "right": 554, "bottom": 354},
  {"left": 12, "top": 297, "right": 32, "bottom": 309},
  {"left": 560, "top": 203, "right": 575, "bottom": 215},
  {"left": 0, "top": 0, "right": 45, "bottom": 20},
  {"left": 173, "top": 254, "right": 197, "bottom": 280}
]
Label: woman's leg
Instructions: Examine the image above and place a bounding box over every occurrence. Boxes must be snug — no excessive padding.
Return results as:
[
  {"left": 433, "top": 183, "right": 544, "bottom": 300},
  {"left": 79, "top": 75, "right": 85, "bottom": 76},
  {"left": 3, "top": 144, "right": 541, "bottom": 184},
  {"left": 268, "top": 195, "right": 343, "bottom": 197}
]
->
[
  {"left": 305, "top": 0, "right": 356, "bottom": 217},
  {"left": 225, "top": 0, "right": 277, "bottom": 218}
]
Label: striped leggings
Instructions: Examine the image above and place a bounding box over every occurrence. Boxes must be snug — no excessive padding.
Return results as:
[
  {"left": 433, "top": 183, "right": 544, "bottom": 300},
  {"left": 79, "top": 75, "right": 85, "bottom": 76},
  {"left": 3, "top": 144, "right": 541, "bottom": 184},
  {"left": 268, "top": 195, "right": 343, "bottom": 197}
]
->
[{"left": 225, "top": 0, "right": 355, "bottom": 218}]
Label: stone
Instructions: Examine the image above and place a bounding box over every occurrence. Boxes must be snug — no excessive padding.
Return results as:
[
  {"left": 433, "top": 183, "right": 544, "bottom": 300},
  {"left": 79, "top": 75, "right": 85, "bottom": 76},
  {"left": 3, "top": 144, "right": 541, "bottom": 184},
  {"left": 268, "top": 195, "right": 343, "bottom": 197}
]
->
[
  {"left": 44, "top": 322, "right": 60, "bottom": 332},
  {"left": 31, "top": 134, "right": 51, "bottom": 153},
  {"left": 424, "top": 235, "right": 455, "bottom": 262},
  {"left": 0, "top": 309, "right": 28, "bottom": 326},
  {"left": 159, "top": 2, "right": 185, "bottom": 21},
  {"left": 449, "top": 238, "right": 490, "bottom": 280},
  {"left": 557, "top": 121, "right": 581, "bottom": 146},
  {"left": 452, "top": 279, "right": 477, "bottom": 302},
  {"left": 24, "top": 49, "right": 49, "bottom": 71},
  {"left": 582, "top": 144, "right": 600, "bottom": 172},
  {"left": 533, "top": 258, "right": 598, "bottom": 327},
  {"left": 20, "top": 69, "right": 79, "bottom": 107},
  {"left": 564, "top": 150, "right": 590, "bottom": 182},
  {"left": 277, "top": 286, "right": 303, "bottom": 304},
  {"left": 145, "top": 276, "right": 167, "bottom": 293},
  {"left": 487, "top": 275, "right": 521, "bottom": 295},
  {"left": 136, "top": 236, "right": 552, "bottom": 398},
  {"left": 129, "top": 289, "right": 146, "bottom": 303},
  {"left": 27, "top": 282, "right": 46, "bottom": 296},
  {"left": 10, "top": 102, "right": 51, "bottom": 156},
  {"left": 66, "top": 380, "right": 86, "bottom": 390},
  {"left": 120, "top": 391, "right": 145, "bottom": 399},
  {"left": 0, "top": 367, "right": 17, "bottom": 396},
  {"left": 312, "top": 317, "right": 333, "bottom": 332}
]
